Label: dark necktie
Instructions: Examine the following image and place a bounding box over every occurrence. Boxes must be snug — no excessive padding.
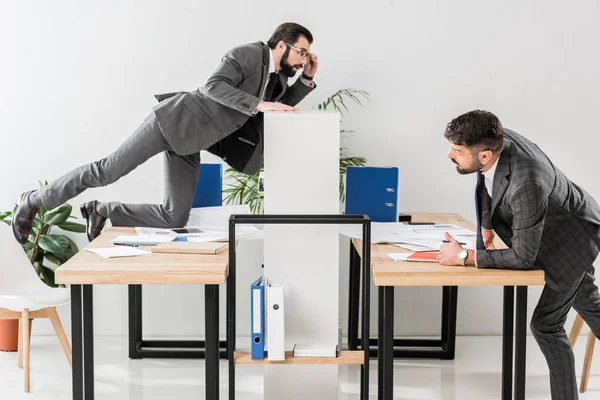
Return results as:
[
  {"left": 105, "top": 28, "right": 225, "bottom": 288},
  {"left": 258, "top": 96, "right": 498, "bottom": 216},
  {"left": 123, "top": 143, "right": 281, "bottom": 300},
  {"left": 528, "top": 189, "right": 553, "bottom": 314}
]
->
[
  {"left": 264, "top": 73, "right": 278, "bottom": 101},
  {"left": 475, "top": 171, "right": 486, "bottom": 250}
]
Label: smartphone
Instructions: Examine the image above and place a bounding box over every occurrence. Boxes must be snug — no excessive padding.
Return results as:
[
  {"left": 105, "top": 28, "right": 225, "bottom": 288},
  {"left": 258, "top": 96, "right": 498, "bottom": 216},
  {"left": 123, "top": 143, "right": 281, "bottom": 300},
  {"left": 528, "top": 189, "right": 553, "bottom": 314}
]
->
[
  {"left": 408, "top": 222, "right": 435, "bottom": 225},
  {"left": 171, "top": 228, "right": 203, "bottom": 234}
]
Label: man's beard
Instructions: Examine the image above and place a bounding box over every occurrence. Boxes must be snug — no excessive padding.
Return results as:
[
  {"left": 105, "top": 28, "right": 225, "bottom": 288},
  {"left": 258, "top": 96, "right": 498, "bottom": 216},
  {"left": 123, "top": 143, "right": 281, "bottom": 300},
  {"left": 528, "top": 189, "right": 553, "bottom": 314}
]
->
[
  {"left": 280, "top": 47, "right": 304, "bottom": 78},
  {"left": 451, "top": 158, "right": 483, "bottom": 175}
]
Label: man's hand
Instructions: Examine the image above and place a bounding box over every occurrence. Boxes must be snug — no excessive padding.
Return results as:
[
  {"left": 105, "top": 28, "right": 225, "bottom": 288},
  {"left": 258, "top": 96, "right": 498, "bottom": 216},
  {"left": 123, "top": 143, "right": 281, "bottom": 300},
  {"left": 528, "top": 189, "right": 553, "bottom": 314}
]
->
[
  {"left": 437, "top": 232, "right": 464, "bottom": 266},
  {"left": 303, "top": 53, "right": 318, "bottom": 79},
  {"left": 255, "top": 101, "right": 299, "bottom": 113},
  {"left": 482, "top": 228, "right": 496, "bottom": 249}
]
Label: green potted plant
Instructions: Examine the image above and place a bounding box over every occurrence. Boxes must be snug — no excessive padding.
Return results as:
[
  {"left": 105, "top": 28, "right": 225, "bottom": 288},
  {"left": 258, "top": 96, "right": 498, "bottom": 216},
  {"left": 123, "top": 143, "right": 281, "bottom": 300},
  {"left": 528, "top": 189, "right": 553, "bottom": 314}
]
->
[
  {"left": 0, "top": 181, "right": 86, "bottom": 351},
  {"left": 222, "top": 89, "right": 369, "bottom": 213}
]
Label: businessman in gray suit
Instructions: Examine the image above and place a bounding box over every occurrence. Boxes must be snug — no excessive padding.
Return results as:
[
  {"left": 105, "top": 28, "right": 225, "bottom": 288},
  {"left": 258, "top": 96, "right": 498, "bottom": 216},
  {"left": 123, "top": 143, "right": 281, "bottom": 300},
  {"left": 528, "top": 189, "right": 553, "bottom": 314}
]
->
[
  {"left": 12, "top": 22, "right": 318, "bottom": 243},
  {"left": 438, "top": 110, "right": 600, "bottom": 399}
]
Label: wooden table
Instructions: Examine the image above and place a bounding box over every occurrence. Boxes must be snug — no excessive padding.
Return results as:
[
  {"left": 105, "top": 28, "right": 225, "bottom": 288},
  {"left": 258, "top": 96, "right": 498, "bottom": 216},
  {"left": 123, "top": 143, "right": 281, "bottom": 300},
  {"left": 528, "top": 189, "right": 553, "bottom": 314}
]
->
[
  {"left": 55, "top": 227, "right": 229, "bottom": 400},
  {"left": 354, "top": 213, "right": 545, "bottom": 400}
]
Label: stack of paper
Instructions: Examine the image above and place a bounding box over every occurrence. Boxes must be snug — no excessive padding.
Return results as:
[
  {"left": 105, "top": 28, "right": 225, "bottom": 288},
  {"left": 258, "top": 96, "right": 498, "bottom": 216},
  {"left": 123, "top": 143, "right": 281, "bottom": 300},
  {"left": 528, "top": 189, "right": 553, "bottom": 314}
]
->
[
  {"left": 292, "top": 344, "right": 338, "bottom": 358},
  {"left": 85, "top": 247, "right": 151, "bottom": 258}
]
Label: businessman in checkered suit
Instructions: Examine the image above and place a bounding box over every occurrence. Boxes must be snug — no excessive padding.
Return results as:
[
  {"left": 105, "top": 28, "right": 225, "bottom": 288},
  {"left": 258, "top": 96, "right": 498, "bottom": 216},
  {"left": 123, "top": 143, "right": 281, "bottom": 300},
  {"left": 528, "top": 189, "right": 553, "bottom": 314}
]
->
[{"left": 438, "top": 110, "right": 600, "bottom": 400}]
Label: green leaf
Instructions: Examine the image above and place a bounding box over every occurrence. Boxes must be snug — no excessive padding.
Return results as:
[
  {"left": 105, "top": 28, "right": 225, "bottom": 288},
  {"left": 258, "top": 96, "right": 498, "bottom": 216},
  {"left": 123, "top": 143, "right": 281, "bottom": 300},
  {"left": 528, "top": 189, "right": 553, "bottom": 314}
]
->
[
  {"left": 43, "top": 204, "right": 72, "bottom": 225},
  {"left": 0, "top": 211, "right": 12, "bottom": 220},
  {"left": 64, "top": 236, "right": 80, "bottom": 254},
  {"left": 56, "top": 221, "right": 86, "bottom": 233},
  {"left": 39, "top": 266, "right": 57, "bottom": 288},
  {"left": 38, "top": 234, "right": 70, "bottom": 254},
  {"left": 44, "top": 254, "right": 63, "bottom": 267}
]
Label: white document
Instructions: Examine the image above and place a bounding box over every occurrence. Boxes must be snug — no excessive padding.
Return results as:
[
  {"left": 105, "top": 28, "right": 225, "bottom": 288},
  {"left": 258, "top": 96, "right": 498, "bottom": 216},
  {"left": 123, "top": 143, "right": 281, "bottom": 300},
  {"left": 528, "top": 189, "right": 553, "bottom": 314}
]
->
[
  {"left": 85, "top": 247, "right": 151, "bottom": 258},
  {"left": 390, "top": 241, "right": 440, "bottom": 252},
  {"left": 134, "top": 227, "right": 176, "bottom": 237},
  {"left": 112, "top": 235, "right": 175, "bottom": 246},
  {"left": 267, "top": 281, "right": 285, "bottom": 361},
  {"left": 389, "top": 253, "right": 411, "bottom": 262}
]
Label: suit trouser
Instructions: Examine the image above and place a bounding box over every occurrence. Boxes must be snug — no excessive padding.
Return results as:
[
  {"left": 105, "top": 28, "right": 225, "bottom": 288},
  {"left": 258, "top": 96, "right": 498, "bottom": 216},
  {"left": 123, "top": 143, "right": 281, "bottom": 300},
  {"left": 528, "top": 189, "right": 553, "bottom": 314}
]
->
[
  {"left": 531, "top": 266, "right": 600, "bottom": 400},
  {"left": 38, "top": 113, "right": 200, "bottom": 228}
]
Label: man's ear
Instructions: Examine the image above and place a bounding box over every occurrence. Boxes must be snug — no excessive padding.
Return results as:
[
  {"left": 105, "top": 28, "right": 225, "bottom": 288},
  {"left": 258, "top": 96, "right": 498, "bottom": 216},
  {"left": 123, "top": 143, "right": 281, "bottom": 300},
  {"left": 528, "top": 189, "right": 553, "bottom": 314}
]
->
[
  {"left": 276, "top": 41, "right": 286, "bottom": 53},
  {"left": 479, "top": 149, "right": 493, "bottom": 165}
]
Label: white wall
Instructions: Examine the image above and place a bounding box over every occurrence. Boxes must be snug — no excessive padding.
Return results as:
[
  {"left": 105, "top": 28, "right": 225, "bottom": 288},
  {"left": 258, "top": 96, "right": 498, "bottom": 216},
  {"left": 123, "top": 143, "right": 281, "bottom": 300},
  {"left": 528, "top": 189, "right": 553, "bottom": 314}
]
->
[{"left": 1, "top": 0, "right": 599, "bottom": 339}]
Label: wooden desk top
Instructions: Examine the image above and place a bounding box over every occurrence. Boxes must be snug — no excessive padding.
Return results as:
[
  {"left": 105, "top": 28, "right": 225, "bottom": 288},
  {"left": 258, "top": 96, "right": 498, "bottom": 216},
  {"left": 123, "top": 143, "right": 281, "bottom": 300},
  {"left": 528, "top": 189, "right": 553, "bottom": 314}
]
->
[
  {"left": 55, "top": 227, "right": 229, "bottom": 285},
  {"left": 353, "top": 213, "right": 545, "bottom": 287}
]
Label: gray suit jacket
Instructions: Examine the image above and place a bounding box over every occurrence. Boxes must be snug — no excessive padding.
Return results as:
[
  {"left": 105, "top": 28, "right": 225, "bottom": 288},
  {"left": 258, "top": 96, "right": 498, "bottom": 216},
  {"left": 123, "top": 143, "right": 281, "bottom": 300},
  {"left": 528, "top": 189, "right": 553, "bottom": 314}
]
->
[
  {"left": 476, "top": 129, "right": 600, "bottom": 291},
  {"left": 152, "top": 41, "right": 315, "bottom": 174}
]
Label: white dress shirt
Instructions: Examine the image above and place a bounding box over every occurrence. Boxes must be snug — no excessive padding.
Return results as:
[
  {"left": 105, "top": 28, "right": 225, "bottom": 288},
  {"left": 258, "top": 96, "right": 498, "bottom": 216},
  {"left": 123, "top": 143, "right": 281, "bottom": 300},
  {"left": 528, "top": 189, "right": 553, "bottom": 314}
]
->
[
  {"left": 482, "top": 157, "right": 499, "bottom": 197},
  {"left": 474, "top": 157, "right": 499, "bottom": 266}
]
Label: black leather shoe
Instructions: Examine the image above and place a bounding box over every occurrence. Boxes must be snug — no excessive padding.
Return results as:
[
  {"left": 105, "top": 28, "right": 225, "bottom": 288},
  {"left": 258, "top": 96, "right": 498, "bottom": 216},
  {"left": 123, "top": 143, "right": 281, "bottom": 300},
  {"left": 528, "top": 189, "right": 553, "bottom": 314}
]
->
[
  {"left": 80, "top": 201, "right": 107, "bottom": 242},
  {"left": 12, "top": 191, "right": 39, "bottom": 244}
]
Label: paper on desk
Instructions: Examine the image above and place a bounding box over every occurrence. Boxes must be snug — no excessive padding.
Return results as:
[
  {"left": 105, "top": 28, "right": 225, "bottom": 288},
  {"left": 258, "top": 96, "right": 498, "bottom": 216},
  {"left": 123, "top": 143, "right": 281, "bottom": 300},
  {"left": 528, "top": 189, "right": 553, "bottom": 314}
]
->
[
  {"left": 340, "top": 222, "right": 413, "bottom": 242},
  {"left": 85, "top": 247, "right": 151, "bottom": 258},
  {"left": 135, "top": 227, "right": 176, "bottom": 236},
  {"left": 389, "top": 253, "right": 411, "bottom": 262},
  {"left": 410, "top": 224, "right": 476, "bottom": 237},
  {"left": 390, "top": 240, "right": 440, "bottom": 252},
  {"left": 112, "top": 235, "right": 175, "bottom": 245}
]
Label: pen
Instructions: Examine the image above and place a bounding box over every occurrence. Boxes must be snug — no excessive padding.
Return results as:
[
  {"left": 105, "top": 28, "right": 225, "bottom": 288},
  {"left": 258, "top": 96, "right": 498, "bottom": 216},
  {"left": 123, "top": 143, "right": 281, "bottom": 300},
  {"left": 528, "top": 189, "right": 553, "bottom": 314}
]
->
[{"left": 442, "top": 240, "right": 467, "bottom": 245}]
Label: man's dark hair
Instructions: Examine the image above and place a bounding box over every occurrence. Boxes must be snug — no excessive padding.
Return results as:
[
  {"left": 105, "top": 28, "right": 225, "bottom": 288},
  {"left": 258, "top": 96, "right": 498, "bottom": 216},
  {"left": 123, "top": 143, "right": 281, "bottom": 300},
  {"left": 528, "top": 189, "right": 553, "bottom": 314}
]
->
[
  {"left": 444, "top": 110, "right": 504, "bottom": 154},
  {"left": 267, "top": 23, "right": 313, "bottom": 49}
]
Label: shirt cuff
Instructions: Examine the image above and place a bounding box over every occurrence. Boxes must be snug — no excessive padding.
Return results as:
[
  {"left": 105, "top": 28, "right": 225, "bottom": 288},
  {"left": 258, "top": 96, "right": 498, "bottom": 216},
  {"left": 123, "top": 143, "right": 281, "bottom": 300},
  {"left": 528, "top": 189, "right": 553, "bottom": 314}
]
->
[
  {"left": 301, "top": 78, "right": 314, "bottom": 87},
  {"left": 474, "top": 250, "right": 478, "bottom": 267}
]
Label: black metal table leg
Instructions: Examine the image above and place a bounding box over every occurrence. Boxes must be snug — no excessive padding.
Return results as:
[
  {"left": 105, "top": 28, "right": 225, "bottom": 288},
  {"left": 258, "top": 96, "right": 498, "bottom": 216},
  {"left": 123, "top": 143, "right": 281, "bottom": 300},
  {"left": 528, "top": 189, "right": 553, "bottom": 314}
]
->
[
  {"left": 502, "top": 286, "right": 514, "bottom": 400},
  {"left": 354, "top": 256, "right": 457, "bottom": 359},
  {"left": 205, "top": 284, "right": 220, "bottom": 400},
  {"left": 83, "top": 285, "right": 94, "bottom": 399},
  {"left": 514, "top": 287, "right": 528, "bottom": 400},
  {"left": 71, "top": 285, "right": 83, "bottom": 400},
  {"left": 380, "top": 286, "right": 394, "bottom": 400},
  {"left": 378, "top": 286, "right": 384, "bottom": 400},
  {"left": 441, "top": 286, "right": 458, "bottom": 359},
  {"left": 228, "top": 219, "right": 236, "bottom": 400},
  {"left": 360, "top": 224, "right": 371, "bottom": 400},
  {"left": 127, "top": 284, "right": 227, "bottom": 359},
  {"left": 128, "top": 285, "right": 142, "bottom": 359},
  {"left": 348, "top": 243, "right": 361, "bottom": 351}
]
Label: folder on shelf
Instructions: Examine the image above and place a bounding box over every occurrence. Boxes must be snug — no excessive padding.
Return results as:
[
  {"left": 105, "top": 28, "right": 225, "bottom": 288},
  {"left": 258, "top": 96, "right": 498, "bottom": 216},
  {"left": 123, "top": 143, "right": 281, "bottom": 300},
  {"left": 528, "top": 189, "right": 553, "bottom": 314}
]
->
[
  {"left": 345, "top": 166, "right": 399, "bottom": 222},
  {"left": 250, "top": 276, "right": 265, "bottom": 360},
  {"left": 192, "top": 163, "right": 223, "bottom": 208},
  {"left": 266, "top": 279, "right": 285, "bottom": 361}
]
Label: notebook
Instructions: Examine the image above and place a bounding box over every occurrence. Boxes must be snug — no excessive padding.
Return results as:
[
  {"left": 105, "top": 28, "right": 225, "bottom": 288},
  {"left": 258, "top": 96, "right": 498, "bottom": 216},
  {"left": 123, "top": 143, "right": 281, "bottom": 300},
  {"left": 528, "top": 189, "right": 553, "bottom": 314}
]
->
[
  {"left": 150, "top": 242, "right": 228, "bottom": 255},
  {"left": 406, "top": 251, "right": 439, "bottom": 263}
]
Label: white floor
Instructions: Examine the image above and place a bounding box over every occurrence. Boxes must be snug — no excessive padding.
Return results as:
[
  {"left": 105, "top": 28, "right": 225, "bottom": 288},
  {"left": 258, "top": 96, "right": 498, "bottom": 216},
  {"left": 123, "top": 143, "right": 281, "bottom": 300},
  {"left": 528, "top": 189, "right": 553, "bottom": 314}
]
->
[{"left": 0, "top": 336, "right": 597, "bottom": 399}]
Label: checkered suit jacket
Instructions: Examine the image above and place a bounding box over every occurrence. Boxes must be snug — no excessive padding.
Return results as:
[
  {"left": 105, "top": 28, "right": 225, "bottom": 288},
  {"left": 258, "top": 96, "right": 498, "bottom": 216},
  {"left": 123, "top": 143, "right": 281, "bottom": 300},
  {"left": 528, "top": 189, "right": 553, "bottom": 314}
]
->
[{"left": 476, "top": 129, "right": 600, "bottom": 291}]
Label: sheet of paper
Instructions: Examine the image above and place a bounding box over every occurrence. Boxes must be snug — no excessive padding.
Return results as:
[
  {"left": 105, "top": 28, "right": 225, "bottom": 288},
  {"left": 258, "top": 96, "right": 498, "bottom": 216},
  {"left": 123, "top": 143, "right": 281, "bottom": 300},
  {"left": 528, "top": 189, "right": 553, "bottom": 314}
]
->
[
  {"left": 112, "top": 235, "right": 175, "bottom": 245},
  {"left": 135, "top": 227, "right": 176, "bottom": 236},
  {"left": 390, "top": 241, "right": 440, "bottom": 252},
  {"left": 85, "top": 247, "right": 151, "bottom": 258},
  {"left": 389, "top": 253, "right": 411, "bottom": 262}
]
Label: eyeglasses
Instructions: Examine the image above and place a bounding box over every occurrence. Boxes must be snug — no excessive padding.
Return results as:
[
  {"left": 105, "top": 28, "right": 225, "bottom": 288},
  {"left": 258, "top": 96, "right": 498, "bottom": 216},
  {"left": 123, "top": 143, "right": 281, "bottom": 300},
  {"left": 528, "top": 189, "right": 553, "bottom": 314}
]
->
[{"left": 285, "top": 42, "right": 311, "bottom": 59}]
